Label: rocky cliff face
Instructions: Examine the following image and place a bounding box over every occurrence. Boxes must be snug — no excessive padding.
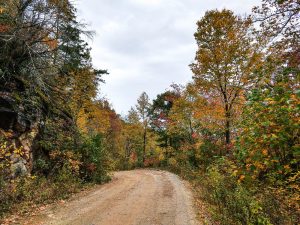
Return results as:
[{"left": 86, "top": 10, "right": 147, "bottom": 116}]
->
[{"left": 0, "top": 89, "right": 41, "bottom": 178}]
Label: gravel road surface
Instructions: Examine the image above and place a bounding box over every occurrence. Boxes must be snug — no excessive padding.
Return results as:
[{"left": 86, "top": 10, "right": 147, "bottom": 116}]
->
[{"left": 23, "top": 169, "right": 199, "bottom": 225}]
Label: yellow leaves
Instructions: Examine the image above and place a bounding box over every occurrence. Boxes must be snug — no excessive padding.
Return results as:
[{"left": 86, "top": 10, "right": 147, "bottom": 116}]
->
[
  {"left": 13, "top": 147, "right": 24, "bottom": 156},
  {"left": 48, "top": 0, "right": 62, "bottom": 5},
  {"left": 76, "top": 100, "right": 114, "bottom": 135},
  {"left": 288, "top": 171, "right": 300, "bottom": 183},
  {"left": 48, "top": 0, "right": 73, "bottom": 15},
  {"left": 29, "top": 175, "right": 37, "bottom": 180},
  {"left": 68, "top": 158, "right": 81, "bottom": 174},
  {"left": 271, "top": 133, "right": 278, "bottom": 139},
  {"left": 158, "top": 153, "right": 165, "bottom": 161},
  {"left": 264, "top": 97, "right": 276, "bottom": 105},
  {"left": 284, "top": 165, "right": 290, "bottom": 170},
  {"left": 194, "top": 140, "right": 203, "bottom": 150},
  {"left": 168, "top": 158, "right": 178, "bottom": 167},
  {"left": 0, "top": 142, "right": 23, "bottom": 158},
  {"left": 232, "top": 169, "right": 239, "bottom": 176},
  {"left": 0, "top": 141, "right": 25, "bottom": 174},
  {"left": 254, "top": 161, "right": 265, "bottom": 170},
  {"left": 0, "top": 141, "right": 7, "bottom": 149},
  {"left": 77, "top": 112, "right": 88, "bottom": 133},
  {"left": 0, "top": 7, "right": 4, "bottom": 13},
  {"left": 227, "top": 30, "right": 236, "bottom": 41}
]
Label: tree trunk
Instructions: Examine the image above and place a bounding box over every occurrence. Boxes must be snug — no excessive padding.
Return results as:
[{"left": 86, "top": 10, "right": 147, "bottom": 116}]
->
[
  {"left": 225, "top": 119, "right": 230, "bottom": 145},
  {"left": 189, "top": 116, "right": 194, "bottom": 143},
  {"left": 142, "top": 128, "right": 147, "bottom": 164},
  {"left": 225, "top": 103, "right": 231, "bottom": 146}
]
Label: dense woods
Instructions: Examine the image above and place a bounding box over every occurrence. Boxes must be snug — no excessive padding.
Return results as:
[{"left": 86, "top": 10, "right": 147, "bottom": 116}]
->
[{"left": 0, "top": 0, "right": 299, "bottom": 224}]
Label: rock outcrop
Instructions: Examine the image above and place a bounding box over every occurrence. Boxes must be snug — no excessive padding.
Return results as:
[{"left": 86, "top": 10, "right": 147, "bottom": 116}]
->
[{"left": 0, "top": 91, "right": 41, "bottom": 177}]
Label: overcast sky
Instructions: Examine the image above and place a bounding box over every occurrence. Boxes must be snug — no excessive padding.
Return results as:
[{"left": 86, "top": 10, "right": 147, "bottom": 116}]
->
[{"left": 76, "top": 0, "right": 261, "bottom": 115}]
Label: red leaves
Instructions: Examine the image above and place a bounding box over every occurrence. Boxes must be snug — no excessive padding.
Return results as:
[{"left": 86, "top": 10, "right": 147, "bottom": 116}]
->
[{"left": 0, "top": 24, "right": 10, "bottom": 32}]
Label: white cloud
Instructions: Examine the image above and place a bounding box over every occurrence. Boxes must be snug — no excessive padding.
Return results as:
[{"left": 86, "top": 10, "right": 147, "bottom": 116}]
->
[
  {"left": 76, "top": 0, "right": 262, "bottom": 115},
  {"left": 128, "top": 0, "right": 165, "bottom": 7}
]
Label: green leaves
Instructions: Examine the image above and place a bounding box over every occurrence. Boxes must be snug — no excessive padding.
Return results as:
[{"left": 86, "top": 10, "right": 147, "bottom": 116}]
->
[{"left": 238, "top": 76, "right": 299, "bottom": 182}]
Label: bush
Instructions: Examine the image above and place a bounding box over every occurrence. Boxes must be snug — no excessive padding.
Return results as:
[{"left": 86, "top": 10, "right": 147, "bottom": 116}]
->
[
  {"left": 203, "top": 163, "right": 271, "bottom": 225},
  {"left": 196, "top": 158, "right": 298, "bottom": 225},
  {"left": 0, "top": 131, "right": 113, "bottom": 219},
  {"left": 0, "top": 173, "right": 82, "bottom": 219},
  {"left": 78, "top": 134, "right": 112, "bottom": 183}
]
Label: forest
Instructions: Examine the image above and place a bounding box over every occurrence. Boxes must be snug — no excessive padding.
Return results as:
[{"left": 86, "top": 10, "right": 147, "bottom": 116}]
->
[{"left": 0, "top": 0, "right": 299, "bottom": 224}]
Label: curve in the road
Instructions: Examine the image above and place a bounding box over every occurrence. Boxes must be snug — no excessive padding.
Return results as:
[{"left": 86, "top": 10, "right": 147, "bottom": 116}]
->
[{"left": 23, "top": 169, "right": 199, "bottom": 225}]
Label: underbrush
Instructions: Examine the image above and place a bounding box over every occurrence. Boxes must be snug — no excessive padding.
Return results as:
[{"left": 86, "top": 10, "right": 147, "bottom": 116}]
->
[
  {"left": 0, "top": 167, "right": 84, "bottom": 219},
  {"left": 0, "top": 133, "right": 112, "bottom": 220},
  {"left": 167, "top": 158, "right": 299, "bottom": 225}
]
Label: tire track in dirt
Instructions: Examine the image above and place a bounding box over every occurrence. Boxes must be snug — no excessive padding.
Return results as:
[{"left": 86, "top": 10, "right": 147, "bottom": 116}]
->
[{"left": 19, "top": 169, "right": 199, "bottom": 225}]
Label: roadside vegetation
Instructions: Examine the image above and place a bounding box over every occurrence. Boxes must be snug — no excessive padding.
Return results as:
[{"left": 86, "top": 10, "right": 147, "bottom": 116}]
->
[
  {"left": 0, "top": 0, "right": 114, "bottom": 219},
  {"left": 0, "top": 0, "right": 299, "bottom": 224},
  {"left": 117, "top": 1, "right": 299, "bottom": 224}
]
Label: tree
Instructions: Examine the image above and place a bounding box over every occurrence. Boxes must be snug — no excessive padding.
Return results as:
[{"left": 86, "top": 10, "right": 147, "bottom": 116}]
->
[
  {"left": 148, "top": 89, "right": 185, "bottom": 165},
  {"left": 136, "top": 92, "right": 150, "bottom": 164},
  {"left": 253, "top": 0, "right": 299, "bottom": 44},
  {"left": 123, "top": 108, "right": 143, "bottom": 167},
  {"left": 190, "top": 9, "right": 262, "bottom": 146},
  {"left": 236, "top": 0, "right": 300, "bottom": 185},
  {"left": 150, "top": 90, "right": 177, "bottom": 146},
  {"left": 0, "top": 0, "right": 111, "bottom": 180},
  {"left": 253, "top": 0, "right": 299, "bottom": 81}
]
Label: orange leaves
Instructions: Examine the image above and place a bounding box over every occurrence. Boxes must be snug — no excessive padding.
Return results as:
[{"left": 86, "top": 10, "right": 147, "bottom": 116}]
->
[
  {"left": 192, "top": 9, "right": 263, "bottom": 146},
  {"left": 42, "top": 36, "right": 58, "bottom": 50},
  {"left": 238, "top": 174, "right": 245, "bottom": 183},
  {"left": 262, "top": 149, "right": 268, "bottom": 156},
  {"left": 86, "top": 163, "right": 96, "bottom": 173},
  {"left": 143, "top": 157, "right": 159, "bottom": 167},
  {"left": 129, "top": 152, "right": 137, "bottom": 163},
  {"left": 193, "top": 95, "right": 225, "bottom": 132}
]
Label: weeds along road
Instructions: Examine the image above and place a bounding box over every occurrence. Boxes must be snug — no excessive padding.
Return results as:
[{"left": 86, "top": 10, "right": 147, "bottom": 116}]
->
[{"left": 23, "top": 169, "right": 199, "bottom": 225}]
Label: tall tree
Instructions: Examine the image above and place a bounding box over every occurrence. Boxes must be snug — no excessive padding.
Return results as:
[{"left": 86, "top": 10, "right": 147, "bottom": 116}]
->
[
  {"left": 190, "top": 9, "right": 262, "bottom": 146},
  {"left": 136, "top": 92, "right": 150, "bottom": 164},
  {"left": 236, "top": 0, "right": 300, "bottom": 182},
  {"left": 0, "top": 0, "right": 109, "bottom": 178},
  {"left": 123, "top": 107, "right": 143, "bottom": 167}
]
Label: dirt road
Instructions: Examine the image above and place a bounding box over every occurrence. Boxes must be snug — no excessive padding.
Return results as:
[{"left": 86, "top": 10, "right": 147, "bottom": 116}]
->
[{"left": 24, "top": 170, "right": 199, "bottom": 225}]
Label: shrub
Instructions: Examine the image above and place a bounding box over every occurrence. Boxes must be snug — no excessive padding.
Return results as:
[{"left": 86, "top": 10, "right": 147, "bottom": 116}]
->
[
  {"left": 78, "top": 134, "right": 112, "bottom": 183},
  {"left": 0, "top": 173, "right": 82, "bottom": 219},
  {"left": 197, "top": 157, "right": 298, "bottom": 225}
]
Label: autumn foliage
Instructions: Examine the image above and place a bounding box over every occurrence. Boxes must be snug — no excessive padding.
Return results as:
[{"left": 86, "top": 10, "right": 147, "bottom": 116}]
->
[
  {"left": 0, "top": 0, "right": 299, "bottom": 224},
  {"left": 121, "top": 3, "right": 299, "bottom": 224}
]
